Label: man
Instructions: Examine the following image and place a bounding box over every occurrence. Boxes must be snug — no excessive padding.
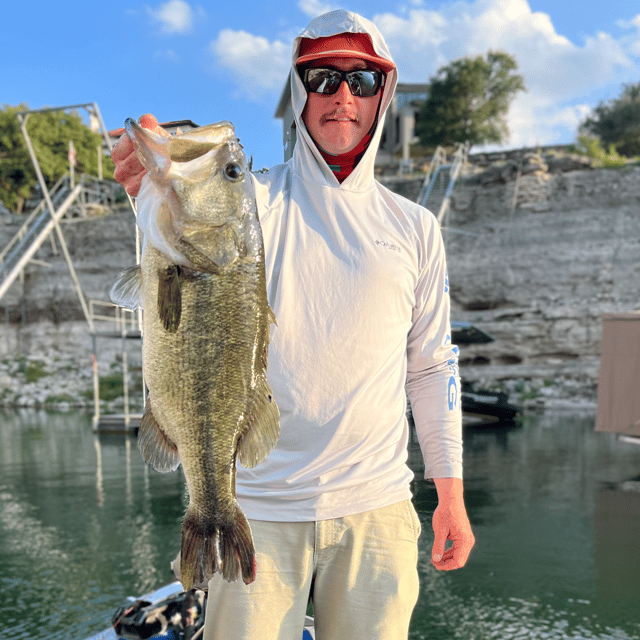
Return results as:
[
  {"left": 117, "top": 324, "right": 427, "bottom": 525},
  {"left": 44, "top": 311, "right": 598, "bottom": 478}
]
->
[{"left": 112, "top": 9, "right": 474, "bottom": 640}]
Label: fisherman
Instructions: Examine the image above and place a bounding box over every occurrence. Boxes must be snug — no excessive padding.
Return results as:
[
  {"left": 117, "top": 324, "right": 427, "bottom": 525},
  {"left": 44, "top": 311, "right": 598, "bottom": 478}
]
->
[{"left": 112, "top": 9, "right": 474, "bottom": 640}]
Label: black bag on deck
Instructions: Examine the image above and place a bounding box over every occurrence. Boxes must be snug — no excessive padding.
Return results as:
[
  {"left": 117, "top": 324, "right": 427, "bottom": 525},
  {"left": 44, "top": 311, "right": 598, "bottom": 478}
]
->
[{"left": 111, "top": 589, "right": 205, "bottom": 639}]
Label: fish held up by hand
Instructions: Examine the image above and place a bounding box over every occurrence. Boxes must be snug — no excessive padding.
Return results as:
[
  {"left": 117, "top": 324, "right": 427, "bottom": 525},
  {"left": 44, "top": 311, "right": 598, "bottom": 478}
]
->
[{"left": 110, "top": 118, "right": 279, "bottom": 589}]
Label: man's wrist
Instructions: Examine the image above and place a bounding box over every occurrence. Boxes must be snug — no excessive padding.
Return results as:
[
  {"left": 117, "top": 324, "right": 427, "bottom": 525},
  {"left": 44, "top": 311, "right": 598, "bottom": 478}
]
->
[{"left": 433, "top": 477, "right": 464, "bottom": 502}]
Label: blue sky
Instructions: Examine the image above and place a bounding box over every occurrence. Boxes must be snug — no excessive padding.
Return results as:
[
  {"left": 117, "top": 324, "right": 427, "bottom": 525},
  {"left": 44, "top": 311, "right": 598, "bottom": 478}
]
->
[{"left": 3, "top": 0, "right": 640, "bottom": 170}]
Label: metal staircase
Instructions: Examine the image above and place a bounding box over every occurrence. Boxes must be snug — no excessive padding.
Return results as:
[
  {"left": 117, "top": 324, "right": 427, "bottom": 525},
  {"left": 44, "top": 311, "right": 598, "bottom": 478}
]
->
[
  {"left": 0, "top": 103, "right": 116, "bottom": 329},
  {"left": 0, "top": 179, "right": 82, "bottom": 300},
  {"left": 417, "top": 143, "right": 468, "bottom": 224}
]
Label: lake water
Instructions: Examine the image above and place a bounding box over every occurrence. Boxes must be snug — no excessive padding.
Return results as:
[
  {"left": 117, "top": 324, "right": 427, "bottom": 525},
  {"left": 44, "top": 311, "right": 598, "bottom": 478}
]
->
[{"left": 0, "top": 409, "right": 639, "bottom": 640}]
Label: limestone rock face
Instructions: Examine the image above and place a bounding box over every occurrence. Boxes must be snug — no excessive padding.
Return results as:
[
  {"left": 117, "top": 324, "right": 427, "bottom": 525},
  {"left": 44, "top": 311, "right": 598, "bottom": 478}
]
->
[
  {"left": 2, "top": 163, "right": 640, "bottom": 410},
  {"left": 0, "top": 206, "right": 137, "bottom": 323},
  {"left": 380, "top": 164, "right": 640, "bottom": 408},
  {"left": 450, "top": 167, "right": 640, "bottom": 408},
  {"left": 0, "top": 207, "right": 140, "bottom": 409}
]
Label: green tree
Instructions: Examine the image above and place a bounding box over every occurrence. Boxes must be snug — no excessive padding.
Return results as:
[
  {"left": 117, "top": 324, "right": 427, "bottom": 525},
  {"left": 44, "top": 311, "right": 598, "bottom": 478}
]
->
[
  {"left": 581, "top": 82, "right": 640, "bottom": 158},
  {"left": 0, "top": 104, "right": 114, "bottom": 213},
  {"left": 416, "top": 51, "right": 526, "bottom": 149}
]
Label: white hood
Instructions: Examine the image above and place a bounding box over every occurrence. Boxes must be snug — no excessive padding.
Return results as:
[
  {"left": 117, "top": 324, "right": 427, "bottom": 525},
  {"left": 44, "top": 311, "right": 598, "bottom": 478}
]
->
[{"left": 289, "top": 10, "right": 397, "bottom": 191}]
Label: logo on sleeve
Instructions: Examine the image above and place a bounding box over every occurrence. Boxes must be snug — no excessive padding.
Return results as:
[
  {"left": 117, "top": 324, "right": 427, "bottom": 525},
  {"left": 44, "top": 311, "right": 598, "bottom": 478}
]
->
[
  {"left": 448, "top": 377, "right": 458, "bottom": 411},
  {"left": 445, "top": 334, "right": 459, "bottom": 410}
]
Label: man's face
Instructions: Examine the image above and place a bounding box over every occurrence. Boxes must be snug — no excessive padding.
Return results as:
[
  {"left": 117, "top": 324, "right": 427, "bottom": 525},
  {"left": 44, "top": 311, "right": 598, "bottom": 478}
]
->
[{"left": 301, "top": 57, "right": 383, "bottom": 156}]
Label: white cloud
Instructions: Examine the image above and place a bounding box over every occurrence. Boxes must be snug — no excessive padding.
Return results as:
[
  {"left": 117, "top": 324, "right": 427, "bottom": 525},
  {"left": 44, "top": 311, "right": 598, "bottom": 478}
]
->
[
  {"left": 146, "top": 0, "right": 196, "bottom": 34},
  {"left": 617, "top": 13, "right": 640, "bottom": 56},
  {"left": 211, "top": 30, "right": 291, "bottom": 102},
  {"left": 496, "top": 97, "right": 593, "bottom": 149},
  {"left": 372, "top": 0, "right": 637, "bottom": 146},
  {"left": 209, "top": 0, "right": 640, "bottom": 147},
  {"left": 297, "top": 0, "right": 340, "bottom": 19}
]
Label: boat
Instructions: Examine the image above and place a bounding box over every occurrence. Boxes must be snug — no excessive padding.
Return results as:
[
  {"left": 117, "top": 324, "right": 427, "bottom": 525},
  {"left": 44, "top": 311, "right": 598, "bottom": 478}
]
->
[
  {"left": 451, "top": 321, "right": 520, "bottom": 425},
  {"left": 450, "top": 320, "right": 495, "bottom": 345},
  {"left": 460, "top": 380, "right": 519, "bottom": 425},
  {"left": 85, "top": 581, "right": 316, "bottom": 640}
]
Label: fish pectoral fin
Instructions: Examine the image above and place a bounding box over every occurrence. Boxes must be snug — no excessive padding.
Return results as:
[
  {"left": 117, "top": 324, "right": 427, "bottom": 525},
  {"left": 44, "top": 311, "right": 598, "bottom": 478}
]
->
[
  {"left": 237, "top": 375, "right": 280, "bottom": 468},
  {"left": 158, "top": 265, "right": 181, "bottom": 332},
  {"left": 110, "top": 265, "right": 143, "bottom": 310},
  {"left": 138, "top": 403, "right": 180, "bottom": 472},
  {"left": 267, "top": 304, "right": 276, "bottom": 327}
]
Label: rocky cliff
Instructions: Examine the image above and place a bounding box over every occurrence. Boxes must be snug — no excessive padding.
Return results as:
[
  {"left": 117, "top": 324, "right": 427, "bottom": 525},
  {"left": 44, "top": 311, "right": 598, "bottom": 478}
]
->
[
  {"left": 382, "top": 161, "right": 640, "bottom": 410},
  {"left": 1, "top": 160, "right": 638, "bottom": 410},
  {"left": 0, "top": 205, "right": 140, "bottom": 410}
]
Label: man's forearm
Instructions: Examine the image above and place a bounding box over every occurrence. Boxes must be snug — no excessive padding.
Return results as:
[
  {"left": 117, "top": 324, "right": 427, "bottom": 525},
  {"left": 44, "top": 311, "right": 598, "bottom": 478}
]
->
[{"left": 433, "top": 477, "right": 464, "bottom": 502}]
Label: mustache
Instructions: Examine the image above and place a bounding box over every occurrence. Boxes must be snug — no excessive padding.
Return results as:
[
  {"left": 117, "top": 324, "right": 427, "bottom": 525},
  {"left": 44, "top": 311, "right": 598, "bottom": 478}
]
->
[{"left": 321, "top": 109, "right": 359, "bottom": 124}]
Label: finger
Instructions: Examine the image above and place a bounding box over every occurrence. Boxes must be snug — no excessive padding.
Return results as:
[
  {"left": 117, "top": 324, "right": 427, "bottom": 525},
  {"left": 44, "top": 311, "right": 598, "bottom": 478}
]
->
[
  {"left": 431, "top": 529, "right": 447, "bottom": 562},
  {"left": 431, "top": 540, "right": 453, "bottom": 566},
  {"left": 139, "top": 113, "right": 170, "bottom": 138},
  {"left": 111, "top": 133, "right": 134, "bottom": 163},
  {"left": 114, "top": 150, "right": 146, "bottom": 196},
  {"left": 113, "top": 148, "right": 143, "bottom": 183},
  {"left": 435, "top": 539, "right": 473, "bottom": 571},
  {"left": 124, "top": 171, "right": 145, "bottom": 197}
]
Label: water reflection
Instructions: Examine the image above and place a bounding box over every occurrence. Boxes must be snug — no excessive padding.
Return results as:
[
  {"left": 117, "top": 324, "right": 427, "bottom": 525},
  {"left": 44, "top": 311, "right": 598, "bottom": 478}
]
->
[
  {"left": 0, "top": 410, "right": 184, "bottom": 639},
  {"left": 0, "top": 410, "right": 639, "bottom": 640},
  {"left": 593, "top": 488, "right": 640, "bottom": 617},
  {"left": 409, "top": 413, "right": 640, "bottom": 640}
]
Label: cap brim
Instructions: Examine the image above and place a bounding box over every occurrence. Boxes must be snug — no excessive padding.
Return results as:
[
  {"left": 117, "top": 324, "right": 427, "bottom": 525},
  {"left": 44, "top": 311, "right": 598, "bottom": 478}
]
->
[{"left": 296, "top": 49, "right": 395, "bottom": 74}]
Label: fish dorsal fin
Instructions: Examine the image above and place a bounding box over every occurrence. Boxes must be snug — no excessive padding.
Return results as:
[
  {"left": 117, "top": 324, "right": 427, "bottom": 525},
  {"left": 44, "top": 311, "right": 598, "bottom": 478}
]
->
[
  {"left": 158, "top": 265, "right": 182, "bottom": 332},
  {"left": 138, "top": 403, "right": 181, "bottom": 472},
  {"left": 110, "top": 265, "right": 143, "bottom": 310},
  {"left": 237, "top": 375, "right": 280, "bottom": 468}
]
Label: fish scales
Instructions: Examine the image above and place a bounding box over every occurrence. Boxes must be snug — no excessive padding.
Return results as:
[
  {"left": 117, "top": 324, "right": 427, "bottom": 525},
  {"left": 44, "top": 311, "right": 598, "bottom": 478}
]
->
[{"left": 111, "top": 119, "right": 279, "bottom": 589}]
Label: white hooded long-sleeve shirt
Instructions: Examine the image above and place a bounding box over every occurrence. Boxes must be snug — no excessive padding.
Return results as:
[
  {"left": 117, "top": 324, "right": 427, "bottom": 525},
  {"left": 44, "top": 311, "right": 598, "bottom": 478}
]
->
[
  {"left": 234, "top": 11, "right": 463, "bottom": 522},
  {"left": 134, "top": 10, "right": 462, "bottom": 522}
]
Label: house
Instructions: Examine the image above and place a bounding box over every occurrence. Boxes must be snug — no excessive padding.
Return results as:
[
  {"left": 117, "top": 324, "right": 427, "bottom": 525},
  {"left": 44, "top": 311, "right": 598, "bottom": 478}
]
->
[{"left": 274, "top": 73, "right": 428, "bottom": 165}]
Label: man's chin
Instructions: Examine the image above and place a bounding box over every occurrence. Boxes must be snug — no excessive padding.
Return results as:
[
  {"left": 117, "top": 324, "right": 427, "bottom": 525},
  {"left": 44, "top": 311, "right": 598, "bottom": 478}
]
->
[{"left": 317, "top": 132, "right": 362, "bottom": 155}]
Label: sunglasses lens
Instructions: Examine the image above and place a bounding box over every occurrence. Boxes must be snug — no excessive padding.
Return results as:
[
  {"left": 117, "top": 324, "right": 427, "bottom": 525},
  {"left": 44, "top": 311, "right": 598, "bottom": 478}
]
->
[
  {"left": 347, "top": 70, "right": 380, "bottom": 97},
  {"left": 304, "top": 68, "right": 383, "bottom": 96},
  {"left": 305, "top": 69, "right": 342, "bottom": 94}
]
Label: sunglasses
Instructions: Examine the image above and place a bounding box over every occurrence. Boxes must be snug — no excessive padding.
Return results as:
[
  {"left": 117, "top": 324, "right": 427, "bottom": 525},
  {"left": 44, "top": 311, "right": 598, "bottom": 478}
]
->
[{"left": 302, "top": 67, "right": 385, "bottom": 97}]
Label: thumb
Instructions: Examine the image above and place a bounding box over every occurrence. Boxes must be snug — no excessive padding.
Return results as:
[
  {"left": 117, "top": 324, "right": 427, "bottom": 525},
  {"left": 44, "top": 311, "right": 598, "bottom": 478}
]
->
[
  {"left": 432, "top": 530, "right": 447, "bottom": 562},
  {"left": 138, "top": 113, "right": 171, "bottom": 138}
]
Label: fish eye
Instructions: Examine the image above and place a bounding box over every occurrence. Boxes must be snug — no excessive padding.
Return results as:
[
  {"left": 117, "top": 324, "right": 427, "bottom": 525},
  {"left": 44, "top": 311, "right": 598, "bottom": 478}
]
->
[{"left": 223, "top": 162, "right": 244, "bottom": 182}]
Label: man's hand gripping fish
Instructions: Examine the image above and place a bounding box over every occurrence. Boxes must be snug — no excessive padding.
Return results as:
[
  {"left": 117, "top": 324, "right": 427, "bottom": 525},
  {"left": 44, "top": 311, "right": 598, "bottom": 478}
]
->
[{"left": 110, "top": 119, "right": 279, "bottom": 589}]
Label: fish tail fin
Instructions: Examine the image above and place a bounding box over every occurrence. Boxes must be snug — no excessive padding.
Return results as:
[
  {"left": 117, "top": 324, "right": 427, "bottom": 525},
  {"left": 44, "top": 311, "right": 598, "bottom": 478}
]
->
[
  {"left": 221, "top": 504, "right": 257, "bottom": 585},
  {"left": 180, "top": 504, "right": 256, "bottom": 590}
]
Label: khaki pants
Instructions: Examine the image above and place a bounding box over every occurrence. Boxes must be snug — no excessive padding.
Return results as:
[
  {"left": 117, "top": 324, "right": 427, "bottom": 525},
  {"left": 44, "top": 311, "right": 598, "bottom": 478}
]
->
[{"left": 203, "top": 499, "right": 422, "bottom": 640}]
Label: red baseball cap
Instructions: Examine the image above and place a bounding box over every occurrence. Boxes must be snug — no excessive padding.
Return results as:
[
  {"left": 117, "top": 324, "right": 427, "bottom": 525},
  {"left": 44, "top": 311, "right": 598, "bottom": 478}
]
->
[{"left": 296, "top": 32, "right": 395, "bottom": 74}]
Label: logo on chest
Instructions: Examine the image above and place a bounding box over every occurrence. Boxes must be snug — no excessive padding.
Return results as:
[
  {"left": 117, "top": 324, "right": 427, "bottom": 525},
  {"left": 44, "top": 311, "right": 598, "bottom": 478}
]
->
[{"left": 375, "top": 240, "right": 401, "bottom": 253}]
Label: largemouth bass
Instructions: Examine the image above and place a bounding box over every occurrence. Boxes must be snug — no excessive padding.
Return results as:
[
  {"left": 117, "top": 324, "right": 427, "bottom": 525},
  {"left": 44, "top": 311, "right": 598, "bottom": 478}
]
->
[{"left": 110, "top": 118, "right": 279, "bottom": 589}]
